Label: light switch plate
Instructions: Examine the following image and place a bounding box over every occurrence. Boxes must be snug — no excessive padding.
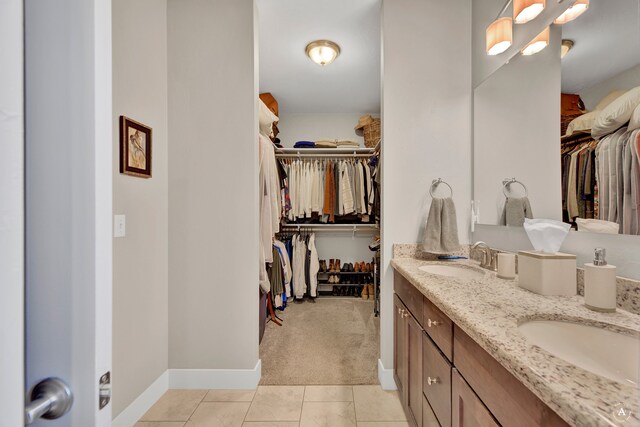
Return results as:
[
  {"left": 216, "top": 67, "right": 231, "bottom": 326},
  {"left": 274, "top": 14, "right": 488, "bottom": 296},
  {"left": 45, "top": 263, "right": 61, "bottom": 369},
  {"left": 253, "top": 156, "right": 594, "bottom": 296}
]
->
[{"left": 114, "top": 214, "right": 126, "bottom": 238}]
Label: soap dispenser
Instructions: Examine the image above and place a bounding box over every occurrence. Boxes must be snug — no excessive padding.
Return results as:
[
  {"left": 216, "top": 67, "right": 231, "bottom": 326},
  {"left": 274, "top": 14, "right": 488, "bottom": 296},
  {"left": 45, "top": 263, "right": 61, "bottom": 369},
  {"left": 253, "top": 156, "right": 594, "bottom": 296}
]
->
[{"left": 584, "top": 248, "right": 617, "bottom": 312}]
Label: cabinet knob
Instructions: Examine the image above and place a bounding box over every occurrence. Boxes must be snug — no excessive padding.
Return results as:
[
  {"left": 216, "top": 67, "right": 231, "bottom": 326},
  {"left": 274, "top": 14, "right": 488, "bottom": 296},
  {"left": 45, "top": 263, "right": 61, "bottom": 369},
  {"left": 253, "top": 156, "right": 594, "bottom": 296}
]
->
[
  {"left": 427, "top": 376, "right": 440, "bottom": 385},
  {"left": 402, "top": 310, "right": 409, "bottom": 319},
  {"left": 427, "top": 319, "right": 441, "bottom": 327}
]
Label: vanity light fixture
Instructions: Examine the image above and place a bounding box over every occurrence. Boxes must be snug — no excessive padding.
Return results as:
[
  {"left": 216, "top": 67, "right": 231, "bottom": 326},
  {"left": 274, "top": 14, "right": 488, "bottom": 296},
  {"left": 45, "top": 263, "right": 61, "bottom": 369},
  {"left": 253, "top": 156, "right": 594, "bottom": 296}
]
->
[
  {"left": 554, "top": 0, "right": 589, "bottom": 24},
  {"left": 514, "top": 0, "right": 545, "bottom": 24},
  {"left": 486, "top": 17, "right": 513, "bottom": 55},
  {"left": 521, "top": 27, "right": 550, "bottom": 55},
  {"left": 561, "top": 39, "right": 574, "bottom": 58},
  {"left": 305, "top": 40, "right": 341, "bottom": 66}
]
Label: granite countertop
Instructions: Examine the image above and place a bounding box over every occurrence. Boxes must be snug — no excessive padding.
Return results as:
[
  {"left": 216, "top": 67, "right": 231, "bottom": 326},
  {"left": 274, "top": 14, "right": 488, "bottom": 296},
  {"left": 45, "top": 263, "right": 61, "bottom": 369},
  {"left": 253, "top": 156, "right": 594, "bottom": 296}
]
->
[{"left": 391, "top": 256, "right": 640, "bottom": 427}]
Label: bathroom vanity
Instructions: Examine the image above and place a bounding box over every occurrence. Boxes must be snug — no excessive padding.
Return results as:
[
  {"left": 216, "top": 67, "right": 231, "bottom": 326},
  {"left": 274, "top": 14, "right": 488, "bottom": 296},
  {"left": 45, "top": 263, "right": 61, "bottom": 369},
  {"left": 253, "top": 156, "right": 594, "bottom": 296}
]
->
[{"left": 391, "top": 255, "right": 640, "bottom": 427}]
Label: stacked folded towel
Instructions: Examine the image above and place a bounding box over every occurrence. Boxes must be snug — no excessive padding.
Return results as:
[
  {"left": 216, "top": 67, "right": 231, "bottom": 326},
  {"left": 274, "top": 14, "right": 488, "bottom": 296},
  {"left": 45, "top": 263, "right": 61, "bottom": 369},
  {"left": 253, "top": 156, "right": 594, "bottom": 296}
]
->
[
  {"left": 293, "top": 140, "right": 315, "bottom": 148},
  {"left": 315, "top": 139, "right": 338, "bottom": 148},
  {"left": 422, "top": 197, "right": 461, "bottom": 254},
  {"left": 336, "top": 139, "right": 359, "bottom": 148}
]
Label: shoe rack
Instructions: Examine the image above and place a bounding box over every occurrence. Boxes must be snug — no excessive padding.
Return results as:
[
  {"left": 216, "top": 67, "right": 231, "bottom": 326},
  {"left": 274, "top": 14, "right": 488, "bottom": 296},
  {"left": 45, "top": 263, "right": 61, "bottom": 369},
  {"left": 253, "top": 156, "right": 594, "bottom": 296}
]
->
[{"left": 317, "top": 258, "right": 377, "bottom": 299}]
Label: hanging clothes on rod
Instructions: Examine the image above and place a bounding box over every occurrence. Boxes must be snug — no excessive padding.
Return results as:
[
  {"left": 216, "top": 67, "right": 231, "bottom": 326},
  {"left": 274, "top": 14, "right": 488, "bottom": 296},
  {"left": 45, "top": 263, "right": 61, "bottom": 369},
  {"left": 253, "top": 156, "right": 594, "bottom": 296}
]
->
[
  {"left": 278, "top": 157, "right": 377, "bottom": 225},
  {"left": 277, "top": 230, "right": 319, "bottom": 302}
]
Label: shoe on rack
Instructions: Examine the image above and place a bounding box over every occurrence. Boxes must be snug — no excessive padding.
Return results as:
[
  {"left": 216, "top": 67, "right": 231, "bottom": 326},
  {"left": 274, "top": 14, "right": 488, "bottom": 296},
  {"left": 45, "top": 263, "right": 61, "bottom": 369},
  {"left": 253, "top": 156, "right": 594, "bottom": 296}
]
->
[
  {"left": 361, "top": 284, "right": 369, "bottom": 300},
  {"left": 329, "top": 259, "right": 335, "bottom": 272},
  {"left": 320, "top": 260, "right": 327, "bottom": 272},
  {"left": 341, "top": 262, "right": 349, "bottom": 273},
  {"left": 335, "top": 259, "right": 341, "bottom": 273},
  {"left": 354, "top": 262, "right": 360, "bottom": 272},
  {"left": 332, "top": 285, "right": 339, "bottom": 296}
]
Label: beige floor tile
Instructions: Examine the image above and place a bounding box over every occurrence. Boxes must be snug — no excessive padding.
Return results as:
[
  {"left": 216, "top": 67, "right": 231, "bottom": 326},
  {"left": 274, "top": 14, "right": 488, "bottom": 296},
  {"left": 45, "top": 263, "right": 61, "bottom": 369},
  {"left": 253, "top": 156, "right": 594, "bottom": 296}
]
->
[
  {"left": 186, "top": 402, "right": 251, "bottom": 427},
  {"left": 356, "top": 423, "right": 410, "bottom": 427},
  {"left": 352, "top": 386, "right": 406, "bottom": 422},
  {"left": 300, "top": 402, "right": 356, "bottom": 427},
  {"left": 244, "top": 386, "right": 305, "bottom": 422},
  {"left": 135, "top": 422, "right": 186, "bottom": 427},
  {"left": 242, "top": 423, "right": 299, "bottom": 427},
  {"left": 204, "top": 389, "right": 256, "bottom": 402},
  {"left": 140, "top": 390, "right": 207, "bottom": 422},
  {"left": 304, "top": 386, "right": 353, "bottom": 402}
]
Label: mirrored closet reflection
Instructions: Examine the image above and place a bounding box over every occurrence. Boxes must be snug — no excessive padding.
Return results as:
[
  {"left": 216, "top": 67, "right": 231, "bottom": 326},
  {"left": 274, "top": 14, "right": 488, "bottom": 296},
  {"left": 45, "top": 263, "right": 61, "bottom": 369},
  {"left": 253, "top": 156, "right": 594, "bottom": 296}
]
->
[
  {"left": 256, "top": 0, "right": 382, "bottom": 385},
  {"left": 474, "top": 0, "right": 640, "bottom": 237}
]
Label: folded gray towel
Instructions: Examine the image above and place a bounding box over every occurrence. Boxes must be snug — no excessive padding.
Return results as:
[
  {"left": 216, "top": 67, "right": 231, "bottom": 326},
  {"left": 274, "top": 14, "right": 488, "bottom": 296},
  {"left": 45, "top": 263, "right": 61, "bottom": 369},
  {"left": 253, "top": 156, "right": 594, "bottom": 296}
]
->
[
  {"left": 500, "top": 197, "right": 533, "bottom": 227},
  {"left": 423, "top": 197, "right": 461, "bottom": 254}
]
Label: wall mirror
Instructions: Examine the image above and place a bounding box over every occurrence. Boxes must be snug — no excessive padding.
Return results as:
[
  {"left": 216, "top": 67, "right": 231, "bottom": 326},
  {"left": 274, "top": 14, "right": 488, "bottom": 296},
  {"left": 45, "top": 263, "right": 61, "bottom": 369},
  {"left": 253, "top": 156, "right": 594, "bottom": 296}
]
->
[{"left": 473, "top": 0, "right": 640, "bottom": 277}]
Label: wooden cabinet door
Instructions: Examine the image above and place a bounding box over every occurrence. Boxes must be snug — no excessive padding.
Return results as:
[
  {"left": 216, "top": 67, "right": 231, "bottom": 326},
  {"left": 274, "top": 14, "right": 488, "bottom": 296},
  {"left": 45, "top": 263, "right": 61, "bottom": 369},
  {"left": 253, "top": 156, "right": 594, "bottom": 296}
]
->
[
  {"left": 394, "top": 294, "right": 407, "bottom": 398},
  {"left": 423, "top": 333, "right": 452, "bottom": 427},
  {"left": 452, "top": 369, "right": 499, "bottom": 427},
  {"left": 407, "top": 313, "right": 423, "bottom": 427}
]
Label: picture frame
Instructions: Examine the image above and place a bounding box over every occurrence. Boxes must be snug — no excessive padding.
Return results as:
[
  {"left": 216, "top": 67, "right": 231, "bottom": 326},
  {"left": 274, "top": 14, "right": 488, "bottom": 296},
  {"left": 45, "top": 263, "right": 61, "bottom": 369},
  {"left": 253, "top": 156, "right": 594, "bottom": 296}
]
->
[{"left": 120, "top": 116, "right": 152, "bottom": 178}]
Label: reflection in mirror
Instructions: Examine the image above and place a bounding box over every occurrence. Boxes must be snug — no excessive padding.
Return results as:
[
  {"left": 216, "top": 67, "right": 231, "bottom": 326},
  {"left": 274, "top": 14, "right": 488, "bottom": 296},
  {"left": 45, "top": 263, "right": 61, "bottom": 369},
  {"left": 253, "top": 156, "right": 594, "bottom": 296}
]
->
[
  {"left": 474, "top": 0, "right": 640, "bottom": 239},
  {"left": 560, "top": 0, "right": 640, "bottom": 236}
]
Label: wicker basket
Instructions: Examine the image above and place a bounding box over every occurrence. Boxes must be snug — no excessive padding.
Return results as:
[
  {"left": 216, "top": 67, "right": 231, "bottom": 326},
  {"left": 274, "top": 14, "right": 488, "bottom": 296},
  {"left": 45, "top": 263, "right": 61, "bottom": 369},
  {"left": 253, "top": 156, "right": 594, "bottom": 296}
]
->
[{"left": 363, "top": 118, "right": 381, "bottom": 148}]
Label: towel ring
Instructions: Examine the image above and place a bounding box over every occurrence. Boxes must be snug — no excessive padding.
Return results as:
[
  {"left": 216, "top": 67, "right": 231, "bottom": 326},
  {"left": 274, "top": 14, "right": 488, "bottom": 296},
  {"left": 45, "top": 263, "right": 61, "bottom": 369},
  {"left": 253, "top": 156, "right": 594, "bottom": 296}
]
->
[
  {"left": 502, "top": 178, "right": 528, "bottom": 198},
  {"left": 429, "top": 178, "right": 453, "bottom": 198}
]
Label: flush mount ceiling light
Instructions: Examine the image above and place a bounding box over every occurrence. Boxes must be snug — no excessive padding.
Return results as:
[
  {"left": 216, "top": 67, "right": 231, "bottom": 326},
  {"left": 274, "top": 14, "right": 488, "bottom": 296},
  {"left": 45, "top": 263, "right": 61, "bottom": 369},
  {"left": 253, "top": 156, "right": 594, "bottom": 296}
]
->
[
  {"left": 305, "top": 40, "right": 341, "bottom": 66},
  {"left": 521, "top": 27, "right": 550, "bottom": 55},
  {"left": 486, "top": 17, "right": 513, "bottom": 55},
  {"left": 554, "top": 0, "right": 589, "bottom": 24},
  {"left": 514, "top": 0, "right": 545, "bottom": 24},
  {"left": 561, "top": 39, "right": 574, "bottom": 58}
]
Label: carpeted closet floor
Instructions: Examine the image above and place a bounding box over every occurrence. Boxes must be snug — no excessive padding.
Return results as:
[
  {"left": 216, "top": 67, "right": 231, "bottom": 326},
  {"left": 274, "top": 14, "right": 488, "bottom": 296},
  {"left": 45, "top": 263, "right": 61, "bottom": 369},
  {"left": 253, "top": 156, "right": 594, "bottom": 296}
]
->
[{"left": 259, "top": 298, "right": 380, "bottom": 385}]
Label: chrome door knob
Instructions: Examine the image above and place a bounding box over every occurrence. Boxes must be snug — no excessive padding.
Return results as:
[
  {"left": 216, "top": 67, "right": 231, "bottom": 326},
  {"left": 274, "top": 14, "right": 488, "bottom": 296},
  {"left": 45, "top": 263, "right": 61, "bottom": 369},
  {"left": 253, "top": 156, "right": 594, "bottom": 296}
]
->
[{"left": 25, "top": 377, "right": 73, "bottom": 425}]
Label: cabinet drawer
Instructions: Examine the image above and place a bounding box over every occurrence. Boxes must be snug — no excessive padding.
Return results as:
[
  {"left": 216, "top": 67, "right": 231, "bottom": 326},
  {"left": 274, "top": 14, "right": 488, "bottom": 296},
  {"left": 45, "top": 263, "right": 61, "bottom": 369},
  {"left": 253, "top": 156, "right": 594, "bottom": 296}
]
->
[
  {"left": 453, "top": 326, "right": 568, "bottom": 427},
  {"left": 423, "top": 297, "right": 453, "bottom": 361},
  {"left": 395, "top": 271, "right": 425, "bottom": 328},
  {"left": 452, "top": 369, "right": 499, "bottom": 427},
  {"left": 423, "top": 394, "right": 441, "bottom": 427},
  {"left": 423, "top": 333, "right": 452, "bottom": 427}
]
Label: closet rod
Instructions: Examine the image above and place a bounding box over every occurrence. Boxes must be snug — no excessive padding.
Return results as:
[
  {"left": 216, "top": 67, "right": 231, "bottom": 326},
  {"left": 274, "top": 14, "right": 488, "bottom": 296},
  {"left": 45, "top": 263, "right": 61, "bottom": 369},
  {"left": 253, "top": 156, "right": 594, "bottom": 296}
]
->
[
  {"left": 279, "top": 224, "right": 378, "bottom": 231},
  {"left": 275, "top": 153, "right": 373, "bottom": 159}
]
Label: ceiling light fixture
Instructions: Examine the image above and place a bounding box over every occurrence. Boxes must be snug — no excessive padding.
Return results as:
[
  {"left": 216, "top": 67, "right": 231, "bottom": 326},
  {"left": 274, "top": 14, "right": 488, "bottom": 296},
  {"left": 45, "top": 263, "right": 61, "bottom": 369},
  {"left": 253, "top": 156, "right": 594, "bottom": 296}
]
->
[
  {"left": 514, "top": 0, "right": 545, "bottom": 24},
  {"left": 554, "top": 0, "right": 589, "bottom": 24},
  {"left": 305, "top": 40, "right": 341, "bottom": 66},
  {"left": 561, "top": 39, "right": 574, "bottom": 58},
  {"left": 521, "top": 27, "right": 550, "bottom": 55},
  {"left": 486, "top": 17, "right": 513, "bottom": 55}
]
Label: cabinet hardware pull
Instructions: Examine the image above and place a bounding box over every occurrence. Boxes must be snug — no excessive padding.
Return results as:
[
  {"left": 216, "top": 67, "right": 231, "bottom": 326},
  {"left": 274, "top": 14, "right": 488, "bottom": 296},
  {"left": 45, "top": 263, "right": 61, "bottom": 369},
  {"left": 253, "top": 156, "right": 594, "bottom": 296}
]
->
[
  {"left": 427, "top": 319, "right": 441, "bottom": 327},
  {"left": 427, "top": 376, "right": 440, "bottom": 385}
]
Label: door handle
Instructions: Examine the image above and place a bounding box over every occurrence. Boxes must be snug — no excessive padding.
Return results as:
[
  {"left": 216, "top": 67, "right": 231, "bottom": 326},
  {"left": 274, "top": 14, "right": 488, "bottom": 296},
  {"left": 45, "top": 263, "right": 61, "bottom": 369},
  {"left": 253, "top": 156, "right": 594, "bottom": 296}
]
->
[{"left": 25, "top": 377, "right": 73, "bottom": 424}]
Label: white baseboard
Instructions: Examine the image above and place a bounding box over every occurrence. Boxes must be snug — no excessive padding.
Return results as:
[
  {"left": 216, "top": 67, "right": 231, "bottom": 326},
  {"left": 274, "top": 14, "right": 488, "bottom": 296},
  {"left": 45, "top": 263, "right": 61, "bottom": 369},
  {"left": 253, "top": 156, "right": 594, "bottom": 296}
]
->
[
  {"left": 112, "top": 370, "right": 169, "bottom": 427},
  {"left": 378, "top": 359, "right": 397, "bottom": 390},
  {"left": 169, "top": 359, "right": 262, "bottom": 389}
]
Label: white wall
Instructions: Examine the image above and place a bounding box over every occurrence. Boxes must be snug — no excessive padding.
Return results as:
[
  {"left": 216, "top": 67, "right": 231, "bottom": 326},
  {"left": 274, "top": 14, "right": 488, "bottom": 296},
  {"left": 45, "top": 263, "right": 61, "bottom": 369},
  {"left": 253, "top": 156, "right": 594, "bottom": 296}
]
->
[
  {"left": 474, "top": 26, "right": 562, "bottom": 225},
  {"left": 112, "top": 0, "right": 169, "bottom": 418},
  {"left": 381, "top": 0, "right": 472, "bottom": 376},
  {"left": 277, "top": 113, "right": 370, "bottom": 148},
  {"left": 0, "top": 1, "right": 24, "bottom": 424},
  {"left": 167, "top": 0, "right": 259, "bottom": 372},
  {"left": 579, "top": 64, "right": 640, "bottom": 110}
]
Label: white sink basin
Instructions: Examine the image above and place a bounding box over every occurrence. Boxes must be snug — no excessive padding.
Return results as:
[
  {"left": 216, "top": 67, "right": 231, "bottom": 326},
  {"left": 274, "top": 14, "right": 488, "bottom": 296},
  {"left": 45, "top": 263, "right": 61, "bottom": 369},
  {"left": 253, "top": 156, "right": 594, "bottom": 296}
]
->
[
  {"left": 418, "top": 264, "right": 485, "bottom": 280},
  {"left": 518, "top": 320, "right": 640, "bottom": 388}
]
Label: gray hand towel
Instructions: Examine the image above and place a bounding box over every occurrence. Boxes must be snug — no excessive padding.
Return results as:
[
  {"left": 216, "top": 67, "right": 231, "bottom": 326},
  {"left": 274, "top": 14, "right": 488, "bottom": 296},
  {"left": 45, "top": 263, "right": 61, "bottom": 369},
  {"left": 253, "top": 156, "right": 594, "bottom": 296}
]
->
[
  {"left": 423, "top": 197, "right": 461, "bottom": 254},
  {"left": 500, "top": 197, "right": 533, "bottom": 227}
]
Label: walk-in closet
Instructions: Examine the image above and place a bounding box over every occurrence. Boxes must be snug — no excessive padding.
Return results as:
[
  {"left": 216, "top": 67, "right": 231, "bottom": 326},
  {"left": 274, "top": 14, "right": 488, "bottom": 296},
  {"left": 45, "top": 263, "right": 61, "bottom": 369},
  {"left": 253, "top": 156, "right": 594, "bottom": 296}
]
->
[{"left": 256, "top": 0, "right": 382, "bottom": 385}]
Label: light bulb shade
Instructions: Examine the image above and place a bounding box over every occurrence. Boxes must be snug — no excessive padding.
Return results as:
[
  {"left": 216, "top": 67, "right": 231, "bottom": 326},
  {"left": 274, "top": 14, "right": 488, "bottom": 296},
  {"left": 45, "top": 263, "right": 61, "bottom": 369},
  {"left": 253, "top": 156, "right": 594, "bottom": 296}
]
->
[
  {"left": 554, "top": 0, "right": 589, "bottom": 24},
  {"left": 514, "top": 0, "right": 545, "bottom": 24},
  {"left": 521, "top": 27, "right": 550, "bottom": 55},
  {"left": 486, "top": 17, "right": 513, "bottom": 56},
  {"left": 561, "top": 39, "right": 574, "bottom": 58},
  {"left": 305, "top": 40, "right": 341, "bottom": 66}
]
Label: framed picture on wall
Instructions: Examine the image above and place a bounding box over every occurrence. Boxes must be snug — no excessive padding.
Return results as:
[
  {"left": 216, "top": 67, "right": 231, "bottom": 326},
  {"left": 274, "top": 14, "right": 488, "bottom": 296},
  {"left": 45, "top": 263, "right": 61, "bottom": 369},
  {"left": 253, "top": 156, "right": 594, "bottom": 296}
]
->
[{"left": 120, "top": 116, "right": 152, "bottom": 178}]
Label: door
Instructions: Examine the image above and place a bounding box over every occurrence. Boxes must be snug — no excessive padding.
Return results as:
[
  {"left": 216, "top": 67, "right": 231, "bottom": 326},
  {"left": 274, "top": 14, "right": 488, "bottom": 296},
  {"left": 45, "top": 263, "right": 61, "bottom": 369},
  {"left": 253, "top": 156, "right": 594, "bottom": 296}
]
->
[
  {"left": 393, "top": 295, "right": 407, "bottom": 396},
  {"left": 406, "top": 313, "right": 423, "bottom": 427},
  {"left": 0, "top": 1, "right": 25, "bottom": 425},
  {"left": 24, "top": 0, "right": 113, "bottom": 425},
  {"left": 452, "top": 369, "right": 499, "bottom": 427}
]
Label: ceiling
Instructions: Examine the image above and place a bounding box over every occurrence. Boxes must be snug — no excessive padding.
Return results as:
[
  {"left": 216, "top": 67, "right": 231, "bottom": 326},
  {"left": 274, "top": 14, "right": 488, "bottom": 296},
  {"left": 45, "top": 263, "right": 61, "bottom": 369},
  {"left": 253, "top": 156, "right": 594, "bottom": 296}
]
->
[
  {"left": 561, "top": 0, "right": 640, "bottom": 93},
  {"left": 256, "top": 0, "right": 381, "bottom": 115}
]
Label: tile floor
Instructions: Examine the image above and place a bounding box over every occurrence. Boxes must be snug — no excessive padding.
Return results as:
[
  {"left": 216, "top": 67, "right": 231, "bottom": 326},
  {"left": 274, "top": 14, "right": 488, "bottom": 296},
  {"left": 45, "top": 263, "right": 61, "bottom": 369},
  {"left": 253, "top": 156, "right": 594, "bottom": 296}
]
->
[{"left": 136, "top": 385, "right": 408, "bottom": 427}]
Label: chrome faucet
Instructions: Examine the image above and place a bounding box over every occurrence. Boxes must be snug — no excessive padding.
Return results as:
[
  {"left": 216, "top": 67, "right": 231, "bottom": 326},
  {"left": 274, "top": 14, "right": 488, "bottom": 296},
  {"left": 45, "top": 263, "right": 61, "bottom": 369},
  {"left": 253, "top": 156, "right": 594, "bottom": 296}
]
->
[{"left": 470, "top": 241, "right": 495, "bottom": 270}]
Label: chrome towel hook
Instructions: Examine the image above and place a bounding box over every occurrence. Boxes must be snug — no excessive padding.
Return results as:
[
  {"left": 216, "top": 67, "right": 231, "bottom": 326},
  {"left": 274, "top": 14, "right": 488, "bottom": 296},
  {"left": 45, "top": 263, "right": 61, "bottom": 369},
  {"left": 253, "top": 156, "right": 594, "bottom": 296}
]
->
[
  {"left": 429, "top": 178, "right": 453, "bottom": 198},
  {"left": 502, "top": 177, "right": 528, "bottom": 198}
]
